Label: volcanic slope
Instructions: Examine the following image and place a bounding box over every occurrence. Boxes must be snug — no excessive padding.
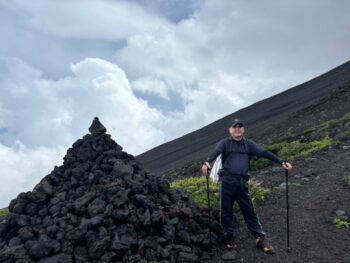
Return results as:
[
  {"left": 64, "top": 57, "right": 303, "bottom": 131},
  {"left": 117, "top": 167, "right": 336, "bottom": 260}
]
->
[{"left": 137, "top": 61, "right": 350, "bottom": 175}]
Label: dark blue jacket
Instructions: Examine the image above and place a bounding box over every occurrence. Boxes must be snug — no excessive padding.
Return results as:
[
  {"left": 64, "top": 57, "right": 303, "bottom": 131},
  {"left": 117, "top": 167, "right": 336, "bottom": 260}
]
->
[{"left": 206, "top": 137, "right": 283, "bottom": 176}]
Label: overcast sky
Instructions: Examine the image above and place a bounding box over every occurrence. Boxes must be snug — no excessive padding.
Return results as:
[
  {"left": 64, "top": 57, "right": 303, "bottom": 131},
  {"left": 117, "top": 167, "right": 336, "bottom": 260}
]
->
[{"left": 0, "top": 0, "right": 349, "bottom": 207}]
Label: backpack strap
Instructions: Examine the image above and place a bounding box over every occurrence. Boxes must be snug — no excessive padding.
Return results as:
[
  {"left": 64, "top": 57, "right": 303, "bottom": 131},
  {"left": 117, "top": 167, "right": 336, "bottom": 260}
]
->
[
  {"left": 221, "top": 137, "right": 231, "bottom": 165},
  {"left": 243, "top": 137, "right": 252, "bottom": 171}
]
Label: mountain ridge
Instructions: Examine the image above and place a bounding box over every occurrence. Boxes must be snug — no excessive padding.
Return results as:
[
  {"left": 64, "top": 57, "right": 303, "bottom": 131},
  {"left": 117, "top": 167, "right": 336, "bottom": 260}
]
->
[{"left": 137, "top": 61, "right": 350, "bottom": 175}]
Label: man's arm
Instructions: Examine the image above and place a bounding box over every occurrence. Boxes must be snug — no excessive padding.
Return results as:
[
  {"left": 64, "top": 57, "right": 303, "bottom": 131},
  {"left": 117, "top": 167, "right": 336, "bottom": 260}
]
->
[
  {"left": 201, "top": 138, "right": 226, "bottom": 175},
  {"left": 248, "top": 140, "right": 285, "bottom": 164},
  {"left": 248, "top": 139, "right": 293, "bottom": 171},
  {"left": 206, "top": 138, "right": 227, "bottom": 164}
]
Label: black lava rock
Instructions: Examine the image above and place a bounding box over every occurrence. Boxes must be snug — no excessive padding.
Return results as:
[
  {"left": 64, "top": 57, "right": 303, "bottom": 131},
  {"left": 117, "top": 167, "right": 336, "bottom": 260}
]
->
[
  {"left": 89, "top": 117, "right": 107, "bottom": 134},
  {"left": 0, "top": 117, "right": 222, "bottom": 262}
]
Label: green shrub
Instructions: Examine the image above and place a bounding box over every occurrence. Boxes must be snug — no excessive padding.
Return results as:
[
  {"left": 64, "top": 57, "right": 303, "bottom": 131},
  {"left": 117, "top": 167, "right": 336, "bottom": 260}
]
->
[
  {"left": 317, "top": 112, "right": 350, "bottom": 134},
  {"left": 250, "top": 136, "right": 333, "bottom": 171},
  {"left": 171, "top": 177, "right": 220, "bottom": 208},
  {"left": 333, "top": 217, "right": 350, "bottom": 228},
  {"left": 280, "top": 137, "right": 333, "bottom": 159},
  {"left": 303, "top": 127, "right": 317, "bottom": 135},
  {"left": 345, "top": 174, "right": 350, "bottom": 186},
  {"left": 170, "top": 177, "right": 270, "bottom": 209},
  {"left": 0, "top": 208, "right": 9, "bottom": 219},
  {"left": 248, "top": 179, "right": 271, "bottom": 203},
  {"left": 250, "top": 158, "right": 272, "bottom": 171}
]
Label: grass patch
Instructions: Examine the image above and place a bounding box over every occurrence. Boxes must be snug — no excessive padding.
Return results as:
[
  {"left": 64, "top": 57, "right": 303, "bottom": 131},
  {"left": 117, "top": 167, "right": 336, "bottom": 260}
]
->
[
  {"left": 171, "top": 177, "right": 220, "bottom": 208},
  {"left": 333, "top": 217, "right": 350, "bottom": 228},
  {"left": 345, "top": 174, "right": 350, "bottom": 186},
  {"left": 279, "top": 137, "right": 334, "bottom": 158},
  {"left": 0, "top": 207, "right": 9, "bottom": 219},
  {"left": 249, "top": 179, "right": 271, "bottom": 203},
  {"left": 286, "top": 131, "right": 294, "bottom": 140},
  {"left": 170, "top": 177, "right": 270, "bottom": 210},
  {"left": 314, "top": 112, "right": 350, "bottom": 138},
  {"left": 303, "top": 127, "right": 317, "bottom": 135},
  {"left": 292, "top": 182, "right": 301, "bottom": 187},
  {"left": 250, "top": 136, "right": 334, "bottom": 171},
  {"left": 251, "top": 113, "right": 350, "bottom": 171},
  {"left": 250, "top": 158, "right": 272, "bottom": 171}
]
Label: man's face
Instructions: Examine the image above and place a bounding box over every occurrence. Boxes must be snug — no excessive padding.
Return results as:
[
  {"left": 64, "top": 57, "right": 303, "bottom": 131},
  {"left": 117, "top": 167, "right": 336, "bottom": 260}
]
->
[{"left": 229, "top": 124, "right": 245, "bottom": 139}]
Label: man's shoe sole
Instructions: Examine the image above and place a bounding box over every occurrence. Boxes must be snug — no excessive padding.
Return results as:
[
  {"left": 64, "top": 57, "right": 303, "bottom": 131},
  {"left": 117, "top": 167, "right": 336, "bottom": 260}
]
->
[{"left": 261, "top": 246, "right": 275, "bottom": 254}]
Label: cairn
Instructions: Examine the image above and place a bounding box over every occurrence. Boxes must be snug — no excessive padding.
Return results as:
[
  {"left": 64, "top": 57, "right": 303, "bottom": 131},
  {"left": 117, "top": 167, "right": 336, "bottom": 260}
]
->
[{"left": 0, "top": 117, "right": 222, "bottom": 263}]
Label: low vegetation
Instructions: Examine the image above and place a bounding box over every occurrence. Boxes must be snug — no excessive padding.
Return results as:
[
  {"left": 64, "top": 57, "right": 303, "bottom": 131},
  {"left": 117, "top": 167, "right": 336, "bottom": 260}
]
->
[
  {"left": 170, "top": 177, "right": 270, "bottom": 209},
  {"left": 251, "top": 113, "right": 350, "bottom": 171},
  {"left": 250, "top": 133, "right": 334, "bottom": 171},
  {"left": 292, "top": 182, "right": 301, "bottom": 187},
  {"left": 345, "top": 174, "right": 350, "bottom": 186},
  {"left": 0, "top": 207, "right": 9, "bottom": 219},
  {"left": 171, "top": 177, "right": 220, "bottom": 208},
  {"left": 333, "top": 217, "right": 350, "bottom": 229}
]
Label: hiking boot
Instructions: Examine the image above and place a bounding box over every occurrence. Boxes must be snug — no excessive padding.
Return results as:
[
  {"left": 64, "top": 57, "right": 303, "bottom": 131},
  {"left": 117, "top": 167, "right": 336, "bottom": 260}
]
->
[
  {"left": 255, "top": 237, "right": 275, "bottom": 254},
  {"left": 224, "top": 233, "right": 237, "bottom": 249}
]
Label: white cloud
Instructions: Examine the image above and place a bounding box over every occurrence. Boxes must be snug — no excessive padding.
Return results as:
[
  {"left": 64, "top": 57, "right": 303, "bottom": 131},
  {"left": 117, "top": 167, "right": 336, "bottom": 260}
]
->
[
  {"left": 131, "top": 77, "right": 169, "bottom": 100},
  {"left": 1, "top": 57, "right": 169, "bottom": 152},
  {"left": 1, "top": 0, "right": 350, "bottom": 207},
  {"left": 2, "top": 0, "right": 170, "bottom": 41},
  {"left": 0, "top": 57, "right": 171, "bottom": 207},
  {"left": 116, "top": 29, "right": 200, "bottom": 86},
  {"left": 0, "top": 141, "right": 64, "bottom": 208},
  {"left": 0, "top": 55, "right": 262, "bottom": 207}
]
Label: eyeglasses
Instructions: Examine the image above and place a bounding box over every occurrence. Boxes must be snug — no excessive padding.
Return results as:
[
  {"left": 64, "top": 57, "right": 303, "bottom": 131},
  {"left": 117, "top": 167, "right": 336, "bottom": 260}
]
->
[{"left": 231, "top": 124, "right": 243, "bottom": 128}]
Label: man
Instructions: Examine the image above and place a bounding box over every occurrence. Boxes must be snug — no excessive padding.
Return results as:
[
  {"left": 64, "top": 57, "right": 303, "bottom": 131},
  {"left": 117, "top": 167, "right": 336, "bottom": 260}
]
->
[{"left": 201, "top": 118, "right": 292, "bottom": 254}]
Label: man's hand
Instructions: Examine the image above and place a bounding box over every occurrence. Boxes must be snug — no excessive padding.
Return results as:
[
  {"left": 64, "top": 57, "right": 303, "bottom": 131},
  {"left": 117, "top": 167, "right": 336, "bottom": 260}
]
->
[
  {"left": 282, "top": 161, "right": 292, "bottom": 172},
  {"left": 201, "top": 162, "right": 211, "bottom": 176}
]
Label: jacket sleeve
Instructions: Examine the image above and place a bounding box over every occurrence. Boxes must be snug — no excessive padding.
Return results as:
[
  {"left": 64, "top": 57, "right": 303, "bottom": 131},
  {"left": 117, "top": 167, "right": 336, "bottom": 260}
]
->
[
  {"left": 205, "top": 139, "right": 227, "bottom": 164},
  {"left": 248, "top": 140, "right": 284, "bottom": 164}
]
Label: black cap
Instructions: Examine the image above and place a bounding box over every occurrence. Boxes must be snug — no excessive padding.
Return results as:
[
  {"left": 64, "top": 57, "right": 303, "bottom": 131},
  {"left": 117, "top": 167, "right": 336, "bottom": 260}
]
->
[{"left": 230, "top": 118, "right": 244, "bottom": 127}]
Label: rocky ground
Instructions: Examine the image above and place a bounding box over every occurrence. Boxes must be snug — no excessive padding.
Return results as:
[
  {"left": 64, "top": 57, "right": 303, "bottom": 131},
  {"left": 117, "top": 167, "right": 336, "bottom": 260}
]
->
[{"left": 205, "top": 144, "right": 350, "bottom": 263}]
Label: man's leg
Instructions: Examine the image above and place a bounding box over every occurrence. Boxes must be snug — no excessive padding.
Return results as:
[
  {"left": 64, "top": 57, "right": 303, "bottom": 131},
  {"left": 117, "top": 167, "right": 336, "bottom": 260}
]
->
[
  {"left": 236, "top": 179, "right": 265, "bottom": 238},
  {"left": 219, "top": 177, "right": 238, "bottom": 249},
  {"left": 236, "top": 178, "right": 275, "bottom": 254},
  {"left": 219, "top": 178, "right": 236, "bottom": 236}
]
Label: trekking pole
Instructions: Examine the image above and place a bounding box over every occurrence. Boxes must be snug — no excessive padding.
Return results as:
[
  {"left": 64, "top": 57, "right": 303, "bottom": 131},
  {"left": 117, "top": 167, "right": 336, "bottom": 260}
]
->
[
  {"left": 206, "top": 171, "right": 212, "bottom": 248},
  {"left": 285, "top": 168, "right": 290, "bottom": 253}
]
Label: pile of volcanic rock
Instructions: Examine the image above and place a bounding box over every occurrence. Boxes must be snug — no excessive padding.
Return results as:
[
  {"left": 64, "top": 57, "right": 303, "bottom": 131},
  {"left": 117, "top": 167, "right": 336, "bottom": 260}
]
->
[{"left": 0, "top": 117, "right": 222, "bottom": 263}]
